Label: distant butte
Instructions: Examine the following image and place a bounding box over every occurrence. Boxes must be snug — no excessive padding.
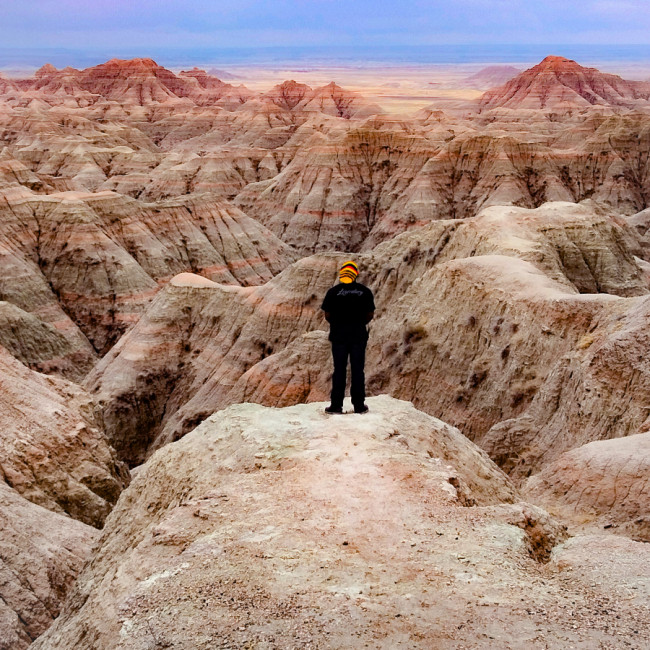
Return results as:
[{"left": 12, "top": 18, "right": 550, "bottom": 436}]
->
[
  {"left": 479, "top": 54, "right": 650, "bottom": 110},
  {"left": 461, "top": 65, "right": 521, "bottom": 89}
]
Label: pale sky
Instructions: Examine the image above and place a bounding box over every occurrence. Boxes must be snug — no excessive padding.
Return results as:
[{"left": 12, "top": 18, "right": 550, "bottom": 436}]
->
[{"left": 2, "top": 0, "right": 650, "bottom": 54}]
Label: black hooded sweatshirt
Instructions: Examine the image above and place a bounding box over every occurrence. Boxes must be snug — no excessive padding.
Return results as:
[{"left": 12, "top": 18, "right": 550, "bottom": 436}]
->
[{"left": 321, "top": 281, "right": 375, "bottom": 343}]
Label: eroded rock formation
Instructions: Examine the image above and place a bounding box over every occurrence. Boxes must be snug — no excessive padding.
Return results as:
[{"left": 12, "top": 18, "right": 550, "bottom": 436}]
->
[
  {"left": 525, "top": 433, "right": 650, "bottom": 542},
  {"left": 0, "top": 346, "right": 128, "bottom": 527},
  {"left": 88, "top": 203, "right": 650, "bottom": 477},
  {"left": 1, "top": 54, "right": 650, "bottom": 646},
  {"left": 480, "top": 55, "right": 650, "bottom": 110},
  {"left": 33, "top": 398, "right": 649, "bottom": 649},
  {"left": 0, "top": 482, "right": 98, "bottom": 650},
  {"left": 0, "top": 188, "right": 296, "bottom": 356}
]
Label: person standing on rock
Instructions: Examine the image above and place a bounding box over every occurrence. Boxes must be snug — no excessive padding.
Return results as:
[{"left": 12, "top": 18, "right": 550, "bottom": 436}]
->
[{"left": 321, "top": 261, "right": 375, "bottom": 414}]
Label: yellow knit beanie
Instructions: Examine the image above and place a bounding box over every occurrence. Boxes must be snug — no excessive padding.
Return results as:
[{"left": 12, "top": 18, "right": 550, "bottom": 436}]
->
[{"left": 339, "top": 261, "right": 359, "bottom": 284}]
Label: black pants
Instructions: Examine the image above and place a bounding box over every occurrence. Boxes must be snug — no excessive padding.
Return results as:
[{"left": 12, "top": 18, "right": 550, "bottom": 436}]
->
[{"left": 330, "top": 339, "right": 367, "bottom": 410}]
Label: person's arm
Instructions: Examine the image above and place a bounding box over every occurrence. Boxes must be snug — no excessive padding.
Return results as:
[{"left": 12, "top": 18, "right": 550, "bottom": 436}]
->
[
  {"left": 321, "top": 290, "right": 333, "bottom": 323},
  {"left": 365, "top": 288, "right": 376, "bottom": 324}
]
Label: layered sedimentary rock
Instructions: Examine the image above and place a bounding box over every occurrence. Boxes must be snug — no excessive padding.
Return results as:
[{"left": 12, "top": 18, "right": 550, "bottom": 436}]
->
[
  {"left": 367, "top": 202, "right": 647, "bottom": 298},
  {"left": 122, "top": 148, "right": 282, "bottom": 201},
  {"left": 82, "top": 203, "right": 650, "bottom": 555},
  {"left": 0, "top": 54, "right": 649, "bottom": 646},
  {"left": 87, "top": 203, "right": 650, "bottom": 475},
  {"left": 0, "top": 482, "right": 98, "bottom": 650},
  {"left": 481, "top": 293, "right": 650, "bottom": 477},
  {"left": 8, "top": 59, "right": 379, "bottom": 121},
  {"left": 28, "top": 65, "right": 99, "bottom": 108},
  {"left": 0, "top": 103, "right": 160, "bottom": 193},
  {"left": 86, "top": 255, "right": 336, "bottom": 466},
  {"left": 0, "top": 188, "right": 295, "bottom": 355},
  {"left": 0, "top": 346, "right": 128, "bottom": 527},
  {"left": 0, "top": 73, "right": 20, "bottom": 96},
  {"left": 525, "top": 433, "right": 650, "bottom": 541},
  {"left": 627, "top": 205, "right": 650, "bottom": 257},
  {"left": 299, "top": 81, "right": 382, "bottom": 118},
  {"left": 234, "top": 125, "right": 443, "bottom": 253},
  {"left": 0, "top": 300, "right": 94, "bottom": 380},
  {"left": 365, "top": 204, "right": 650, "bottom": 480},
  {"left": 480, "top": 55, "right": 650, "bottom": 110},
  {"left": 4, "top": 57, "right": 650, "bottom": 259},
  {"left": 34, "top": 398, "right": 648, "bottom": 649},
  {"left": 262, "top": 79, "right": 313, "bottom": 110},
  {"left": 226, "top": 329, "right": 332, "bottom": 408},
  {"left": 234, "top": 115, "right": 650, "bottom": 253},
  {"left": 176, "top": 67, "right": 255, "bottom": 108},
  {"left": 367, "top": 254, "right": 616, "bottom": 433},
  {"left": 44, "top": 58, "right": 196, "bottom": 106}
]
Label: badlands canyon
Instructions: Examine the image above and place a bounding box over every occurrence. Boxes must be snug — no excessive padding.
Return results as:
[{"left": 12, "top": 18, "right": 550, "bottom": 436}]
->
[{"left": 0, "top": 55, "right": 649, "bottom": 648}]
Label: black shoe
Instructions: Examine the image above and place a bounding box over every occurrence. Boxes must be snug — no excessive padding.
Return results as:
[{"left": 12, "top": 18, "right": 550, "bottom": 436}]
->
[
  {"left": 325, "top": 405, "right": 343, "bottom": 414},
  {"left": 354, "top": 405, "right": 369, "bottom": 414}
]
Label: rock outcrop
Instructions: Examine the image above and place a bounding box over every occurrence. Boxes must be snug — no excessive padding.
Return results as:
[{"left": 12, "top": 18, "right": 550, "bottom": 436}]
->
[
  {"left": 299, "top": 81, "right": 382, "bottom": 119},
  {"left": 234, "top": 126, "right": 443, "bottom": 253},
  {"left": 262, "top": 80, "right": 313, "bottom": 111},
  {"left": 33, "top": 398, "right": 648, "bottom": 649},
  {"left": 0, "top": 189, "right": 296, "bottom": 356},
  {"left": 0, "top": 300, "right": 95, "bottom": 381},
  {"left": 525, "top": 432, "right": 650, "bottom": 541},
  {"left": 0, "top": 481, "right": 98, "bottom": 650},
  {"left": 86, "top": 255, "right": 335, "bottom": 466},
  {"left": 480, "top": 291, "right": 650, "bottom": 477},
  {"left": 234, "top": 116, "right": 650, "bottom": 253},
  {"left": 8, "top": 59, "right": 380, "bottom": 120},
  {"left": 0, "top": 346, "right": 128, "bottom": 527},
  {"left": 88, "top": 202, "right": 650, "bottom": 480},
  {"left": 4, "top": 60, "right": 650, "bottom": 257},
  {"left": 70, "top": 58, "right": 197, "bottom": 106},
  {"left": 226, "top": 329, "right": 332, "bottom": 408},
  {"left": 1, "top": 54, "right": 650, "bottom": 647},
  {"left": 480, "top": 56, "right": 650, "bottom": 110},
  {"left": 0, "top": 73, "right": 21, "bottom": 97}
]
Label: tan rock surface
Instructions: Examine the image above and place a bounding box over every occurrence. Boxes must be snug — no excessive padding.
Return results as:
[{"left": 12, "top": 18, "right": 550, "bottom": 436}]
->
[
  {"left": 234, "top": 117, "right": 650, "bottom": 253},
  {"left": 366, "top": 254, "right": 618, "bottom": 438},
  {"left": 0, "top": 54, "right": 648, "bottom": 648},
  {"left": 33, "top": 398, "right": 649, "bottom": 649},
  {"left": 0, "top": 481, "right": 98, "bottom": 650},
  {"left": 481, "top": 293, "right": 650, "bottom": 477},
  {"left": 550, "top": 534, "right": 650, "bottom": 607},
  {"left": 0, "top": 73, "right": 21, "bottom": 97},
  {"left": 4, "top": 58, "right": 650, "bottom": 255},
  {"left": 0, "top": 346, "right": 128, "bottom": 527},
  {"left": 226, "top": 329, "right": 332, "bottom": 407},
  {"left": 234, "top": 126, "right": 443, "bottom": 253},
  {"left": 367, "top": 201, "right": 647, "bottom": 297},
  {"left": 524, "top": 433, "right": 650, "bottom": 541},
  {"left": 0, "top": 300, "right": 95, "bottom": 380}
]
